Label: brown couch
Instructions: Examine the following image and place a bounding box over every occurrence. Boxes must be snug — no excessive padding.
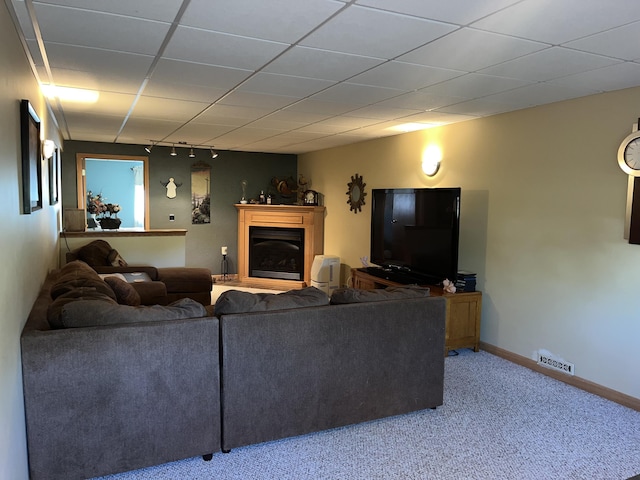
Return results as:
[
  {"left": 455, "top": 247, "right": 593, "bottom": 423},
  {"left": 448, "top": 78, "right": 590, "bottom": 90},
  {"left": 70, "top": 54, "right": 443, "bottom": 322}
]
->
[{"left": 65, "top": 240, "right": 213, "bottom": 305}]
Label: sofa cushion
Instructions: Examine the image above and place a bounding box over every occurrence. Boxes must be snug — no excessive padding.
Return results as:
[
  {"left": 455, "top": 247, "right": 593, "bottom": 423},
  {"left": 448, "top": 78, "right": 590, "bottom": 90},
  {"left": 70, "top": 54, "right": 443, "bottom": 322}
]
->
[
  {"left": 103, "top": 276, "right": 141, "bottom": 306},
  {"left": 75, "top": 240, "right": 114, "bottom": 267},
  {"left": 50, "top": 297, "right": 209, "bottom": 329},
  {"left": 330, "top": 285, "right": 430, "bottom": 304},
  {"left": 51, "top": 261, "right": 117, "bottom": 301},
  {"left": 214, "top": 287, "right": 329, "bottom": 317}
]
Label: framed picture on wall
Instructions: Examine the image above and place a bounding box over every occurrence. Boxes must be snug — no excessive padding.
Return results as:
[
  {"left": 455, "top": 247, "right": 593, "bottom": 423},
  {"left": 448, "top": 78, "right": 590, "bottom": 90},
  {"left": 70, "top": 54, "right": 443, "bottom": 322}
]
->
[
  {"left": 20, "top": 99, "right": 42, "bottom": 214},
  {"left": 49, "top": 146, "right": 59, "bottom": 205}
]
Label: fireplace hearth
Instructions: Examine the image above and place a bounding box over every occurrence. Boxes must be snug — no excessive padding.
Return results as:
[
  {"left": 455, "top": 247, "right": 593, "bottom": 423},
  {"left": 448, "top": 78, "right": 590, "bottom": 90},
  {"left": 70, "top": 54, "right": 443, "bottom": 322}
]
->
[{"left": 249, "top": 227, "right": 304, "bottom": 280}]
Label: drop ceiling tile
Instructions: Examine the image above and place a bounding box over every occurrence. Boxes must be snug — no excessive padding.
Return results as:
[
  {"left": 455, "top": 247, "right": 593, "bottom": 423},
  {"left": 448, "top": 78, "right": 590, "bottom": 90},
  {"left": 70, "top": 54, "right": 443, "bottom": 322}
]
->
[
  {"left": 285, "top": 98, "right": 361, "bottom": 115},
  {"left": 152, "top": 59, "right": 253, "bottom": 90},
  {"left": 44, "top": 67, "right": 145, "bottom": 95},
  {"left": 479, "top": 47, "right": 622, "bottom": 82},
  {"left": 264, "top": 109, "right": 333, "bottom": 124},
  {"left": 117, "top": 117, "right": 186, "bottom": 142},
  {"left": 310, "top": 83, "right": 406, "bottom": 105},
  {"left": 349, "top": 61, "right": 464, "bottom": 90},
  {"left": 164, "top": 26, "right": 289, "bottom": 70},
  {"left": 34, "top": 0, "right": 184, "bottom": 22},
  {"left": 197, "top": 104, "right": 275, "bottom": 124},
  {"left": 132, "top": 97, "right": 210, "bottom": 122},
  {"left": 343, "top": 105, "right": 423, "bottom": 120},
  {"left": 435, "top": 98, "right": 523, "bottom": 117},
  {"left": 162, "top": 123, "right": 237, "bottom": 144},
  {"left": 246, "top": 118, "right": 304, "bottom": 131},
  {"left": 374, "top": 90, "right": 466, "bottom": 110},
  {"left": 182, "top": 0, "right": 344, "bottom": 43},
  {"left": 483, "top": 82, "right": 601, "bottom": 107},
  {"left": 420, "top": 73, "right": 531, "bottom": 98},
  {"left": 301, "top": 5, "right": 457, "bottom": 58},
  {"left": 356, "top": 0, "right": 521, "bottom": 25},
  {"left": 55, "top": 91, "right": 137, "bottom": 117},
  {"left": 546, "top": 62, "right": 640, "bottom": 93},
  {"left": 32, "top": 3, "right": 171, "bottom": 55},
  {"left": 237, "top": 73, "right": 335, "bottom": 98},
  {"left": 143, "top": 82, "right": 229, "bottom": 104},
  {"left": 398, "top": 28, "right": 548, "bottom": 72},
  {"left": 472, "top": 0, "right": 640, "bottom": 44},
  {"left": 64, "top": 112, "right": 126, "bottom": 140},
  {"left": 217, "top": 91, "right": 299, "bottom": 110},
  {"left": 565, "top": 21, "right": 640, "bottom": 61},
  {"left": 396, "top": 111, "right": 477, "bottom": 125},
  {"left": 263, "top": 46, "right": 385, "bottom": 81},
  {"left": 44, "top": 42, "right": 153, "bottom": 79}
]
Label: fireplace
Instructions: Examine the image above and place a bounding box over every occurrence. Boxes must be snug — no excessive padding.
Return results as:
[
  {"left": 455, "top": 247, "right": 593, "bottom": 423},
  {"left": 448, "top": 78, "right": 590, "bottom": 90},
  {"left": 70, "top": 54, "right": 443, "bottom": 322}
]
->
[
  {"left": 249, "top": 227, "right": 304, "bottom": 280},
  {"left": 236, "top": 204, "right": 325, "bottom": 289}
]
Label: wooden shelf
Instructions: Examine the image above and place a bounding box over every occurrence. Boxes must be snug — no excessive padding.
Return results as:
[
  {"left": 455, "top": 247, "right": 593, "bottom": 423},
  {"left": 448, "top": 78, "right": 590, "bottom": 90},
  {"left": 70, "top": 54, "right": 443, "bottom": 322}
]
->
[{"left": 351, "top": 268, "right": 482, "bottom": 356}]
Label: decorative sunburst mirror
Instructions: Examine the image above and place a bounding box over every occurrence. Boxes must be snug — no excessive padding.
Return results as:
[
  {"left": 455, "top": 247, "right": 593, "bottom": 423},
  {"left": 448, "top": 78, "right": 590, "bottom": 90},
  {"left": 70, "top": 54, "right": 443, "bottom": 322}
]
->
[{"left": 346, "top": 173, "right": 366, "bottom": 214}]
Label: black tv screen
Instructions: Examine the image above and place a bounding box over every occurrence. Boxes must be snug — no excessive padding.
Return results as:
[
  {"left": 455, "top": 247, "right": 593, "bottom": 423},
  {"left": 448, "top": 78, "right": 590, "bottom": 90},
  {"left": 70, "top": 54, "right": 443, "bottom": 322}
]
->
[{"left": 370, "top": 188, "right": 461, "bottom": 285}]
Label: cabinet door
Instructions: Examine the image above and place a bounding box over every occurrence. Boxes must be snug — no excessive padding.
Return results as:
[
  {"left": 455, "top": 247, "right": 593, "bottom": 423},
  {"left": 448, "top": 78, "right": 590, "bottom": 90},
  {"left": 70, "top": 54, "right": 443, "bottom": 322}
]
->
[{"left": 445, "top": 293, "right": 482, "bottom": 353}]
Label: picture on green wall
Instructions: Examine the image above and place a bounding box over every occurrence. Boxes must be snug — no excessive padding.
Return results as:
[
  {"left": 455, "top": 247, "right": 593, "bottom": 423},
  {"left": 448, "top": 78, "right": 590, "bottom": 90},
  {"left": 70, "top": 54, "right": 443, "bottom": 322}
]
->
[{"left": 191, "top": 161, "right": 211, "bottom": 224}]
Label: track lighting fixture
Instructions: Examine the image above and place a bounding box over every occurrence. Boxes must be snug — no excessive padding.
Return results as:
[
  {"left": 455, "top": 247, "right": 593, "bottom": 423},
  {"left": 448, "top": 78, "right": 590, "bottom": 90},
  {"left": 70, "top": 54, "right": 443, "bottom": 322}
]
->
[{"left": 145, "top": 141, "right": 220, "bottom": 159}]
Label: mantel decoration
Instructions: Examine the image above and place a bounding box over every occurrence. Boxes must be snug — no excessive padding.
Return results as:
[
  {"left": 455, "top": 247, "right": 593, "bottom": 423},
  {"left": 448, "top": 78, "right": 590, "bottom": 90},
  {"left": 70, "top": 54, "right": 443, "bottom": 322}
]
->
[
  {"left": 87, "top": 191, "right": 121, "bottom": 229},
  {"left": 346, "top": 173, "right": 366, "bottom": 213}
]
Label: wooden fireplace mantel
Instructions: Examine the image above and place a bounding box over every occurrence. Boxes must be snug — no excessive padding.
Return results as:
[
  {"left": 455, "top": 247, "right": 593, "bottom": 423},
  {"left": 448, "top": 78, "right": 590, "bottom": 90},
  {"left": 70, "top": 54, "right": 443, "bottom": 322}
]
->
[{"left": 236, "top": 204, "right": 325, "bottom": 289}]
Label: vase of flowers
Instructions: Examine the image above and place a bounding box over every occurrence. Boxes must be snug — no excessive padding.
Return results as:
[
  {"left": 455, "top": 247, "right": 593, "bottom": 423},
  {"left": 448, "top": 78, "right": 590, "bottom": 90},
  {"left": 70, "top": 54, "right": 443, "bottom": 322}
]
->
[{"left": 87, "top": 191, "right": 122, "bottom": 230}]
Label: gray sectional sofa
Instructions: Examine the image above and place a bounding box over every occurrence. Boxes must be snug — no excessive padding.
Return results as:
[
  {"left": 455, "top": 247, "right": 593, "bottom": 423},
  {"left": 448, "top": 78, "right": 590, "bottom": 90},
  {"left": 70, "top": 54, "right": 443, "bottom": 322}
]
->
[{"left": 21, "top": 261, "right": 446, "bottom": 480}]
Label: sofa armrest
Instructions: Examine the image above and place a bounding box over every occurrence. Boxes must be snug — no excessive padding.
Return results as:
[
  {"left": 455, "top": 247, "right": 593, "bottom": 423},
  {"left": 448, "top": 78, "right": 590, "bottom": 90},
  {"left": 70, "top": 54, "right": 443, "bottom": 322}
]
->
[
  {"left": 21, "top": 317, "right": 221, "bottom": 480},
  {"left": 93, "top": 265, "right": 159, "bottom": 280}
]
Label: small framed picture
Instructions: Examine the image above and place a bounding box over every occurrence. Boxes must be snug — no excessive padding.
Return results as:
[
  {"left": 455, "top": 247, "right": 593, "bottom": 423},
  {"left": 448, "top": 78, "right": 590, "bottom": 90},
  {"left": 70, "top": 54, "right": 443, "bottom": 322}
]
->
[{"left": 20, "top": 99, "right": 43, "bottom": 214}]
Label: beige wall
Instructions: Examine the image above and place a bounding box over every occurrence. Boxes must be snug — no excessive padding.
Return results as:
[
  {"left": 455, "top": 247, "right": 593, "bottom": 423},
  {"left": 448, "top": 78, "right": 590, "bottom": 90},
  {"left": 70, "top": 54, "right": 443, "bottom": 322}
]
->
[
  {"left": 300, "top": 86, "right": 640, "bottom": 400},
  {"left": 0, "top": 5, "right": 62, "bottom": 479}
]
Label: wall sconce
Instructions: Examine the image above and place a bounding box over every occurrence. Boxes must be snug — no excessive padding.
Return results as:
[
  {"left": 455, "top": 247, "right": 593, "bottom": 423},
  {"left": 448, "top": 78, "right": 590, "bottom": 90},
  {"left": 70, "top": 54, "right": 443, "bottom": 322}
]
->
[
  {"left": 422, "top": 145, "right": 442, "bottom": 176},
  {"left": 43, "top": 139, "right": 55, "bottom": 159}
]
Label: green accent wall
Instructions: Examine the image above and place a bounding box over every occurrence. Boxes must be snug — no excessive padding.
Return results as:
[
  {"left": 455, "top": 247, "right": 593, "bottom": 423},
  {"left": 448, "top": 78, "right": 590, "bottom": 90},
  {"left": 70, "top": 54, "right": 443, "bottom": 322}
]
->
[{"left": 61, "top": 141, "right": 297, "bottom": 273}]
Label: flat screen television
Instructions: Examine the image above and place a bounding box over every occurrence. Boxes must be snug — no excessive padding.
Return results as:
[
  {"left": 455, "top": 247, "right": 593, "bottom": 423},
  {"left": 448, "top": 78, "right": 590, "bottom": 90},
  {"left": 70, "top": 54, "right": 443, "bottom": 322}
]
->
[{"left": 370, "top": 187, "right": 461, "bottom": 285}]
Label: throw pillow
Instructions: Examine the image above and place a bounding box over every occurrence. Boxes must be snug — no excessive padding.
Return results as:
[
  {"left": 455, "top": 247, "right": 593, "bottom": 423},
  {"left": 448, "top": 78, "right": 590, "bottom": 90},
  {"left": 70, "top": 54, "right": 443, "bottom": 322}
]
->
[
  {"left": 103, "top": 276, "right": 141, "bottom": 306},
  {"left": 330, "top": 285, "right": 430, "bottom": 304},
  {"left": 107, "top": 249, "right": 128, "bottom": 267},
  {"left": 51, "top": 297, "right": 208, "bottom": 329},
  {"left": 214, "top": 287, "right": 329, "bottom": 316},
  {"left": 47, "top": 289, "right": 118, "bottom": 329},
  {"left": 51, "top": 262, "right": 117, "bottom": 301},
  {"left": 75, "top": 240, "right": 114, "bottom": 267}
]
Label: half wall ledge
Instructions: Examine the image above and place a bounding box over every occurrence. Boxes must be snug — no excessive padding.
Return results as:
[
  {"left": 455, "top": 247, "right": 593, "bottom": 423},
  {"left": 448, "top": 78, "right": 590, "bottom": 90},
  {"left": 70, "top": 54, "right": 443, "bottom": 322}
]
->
[{"left": 59, "top": 230, "right": 188, "bottom": 268}]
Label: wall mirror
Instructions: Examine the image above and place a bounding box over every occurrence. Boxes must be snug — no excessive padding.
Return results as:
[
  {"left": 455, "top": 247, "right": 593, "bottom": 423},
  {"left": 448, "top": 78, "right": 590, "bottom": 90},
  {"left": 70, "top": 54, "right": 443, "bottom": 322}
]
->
[
  {"left": 346, "top": 173, "right": 366, "bottom": 213},
  {"left": 76, "top": 153, "right": 149, "bottom": 230}
]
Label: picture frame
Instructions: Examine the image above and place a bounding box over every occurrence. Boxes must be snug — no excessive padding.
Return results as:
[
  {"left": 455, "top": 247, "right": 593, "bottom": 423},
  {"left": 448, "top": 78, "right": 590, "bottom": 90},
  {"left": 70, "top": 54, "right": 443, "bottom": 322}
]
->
[
  {"left": 20, "top": 99, "right": 42, "bottom": 214},
  {"left": 49, "top": 146, "right": 59, "bottom": 205}
]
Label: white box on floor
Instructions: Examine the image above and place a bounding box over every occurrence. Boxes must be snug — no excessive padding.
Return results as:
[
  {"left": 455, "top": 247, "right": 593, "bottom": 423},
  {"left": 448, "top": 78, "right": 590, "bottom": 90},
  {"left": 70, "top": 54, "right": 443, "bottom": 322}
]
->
[{"left": 310, "top": 255, "right": 340, "bottom": 296}]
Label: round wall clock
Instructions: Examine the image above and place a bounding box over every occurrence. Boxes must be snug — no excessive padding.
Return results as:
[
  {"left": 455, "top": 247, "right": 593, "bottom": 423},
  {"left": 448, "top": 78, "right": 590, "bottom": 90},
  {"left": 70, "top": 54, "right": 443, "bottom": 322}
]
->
[
  {"left": 346, "top": 173, "right": 366, "bottom": 213},
  {"left": 618, "top": 130, "right": 640, "bottom": 176}
]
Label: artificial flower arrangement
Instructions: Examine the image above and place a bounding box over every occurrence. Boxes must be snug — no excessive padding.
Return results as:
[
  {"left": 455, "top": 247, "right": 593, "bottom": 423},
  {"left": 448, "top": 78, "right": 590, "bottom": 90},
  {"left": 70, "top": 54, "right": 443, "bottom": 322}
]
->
[{"left": 86, "top": 191, "right": 121, "bottom": 229}]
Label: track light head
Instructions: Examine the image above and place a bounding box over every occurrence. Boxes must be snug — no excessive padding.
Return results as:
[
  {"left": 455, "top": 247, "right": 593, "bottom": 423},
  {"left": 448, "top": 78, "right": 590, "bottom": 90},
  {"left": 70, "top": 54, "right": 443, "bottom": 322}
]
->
[
  {"left": 189, "top": 147, "right": 196, "bottom": 158},
  {"left": 170, "top": 145, "right": 177, "bottom": 156},
  {"left": 210, "top": 147, "right": 218, "bottom": 159},
  {"left": 144, "top": 144, "right": 153, "bottom": 154}
]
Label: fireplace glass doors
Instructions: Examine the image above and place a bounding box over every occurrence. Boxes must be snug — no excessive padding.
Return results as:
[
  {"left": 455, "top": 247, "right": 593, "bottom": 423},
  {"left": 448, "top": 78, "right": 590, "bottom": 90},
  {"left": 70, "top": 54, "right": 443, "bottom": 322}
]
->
[{"left": 249, "top": 226, "right": 304, "bottom": 281}]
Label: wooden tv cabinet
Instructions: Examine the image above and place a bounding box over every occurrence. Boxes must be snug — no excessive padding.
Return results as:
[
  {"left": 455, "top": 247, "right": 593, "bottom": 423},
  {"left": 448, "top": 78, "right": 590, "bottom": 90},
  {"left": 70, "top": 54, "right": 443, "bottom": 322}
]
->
[{"left": 351, "top": 268, "right": 482, "bottom": 356}]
